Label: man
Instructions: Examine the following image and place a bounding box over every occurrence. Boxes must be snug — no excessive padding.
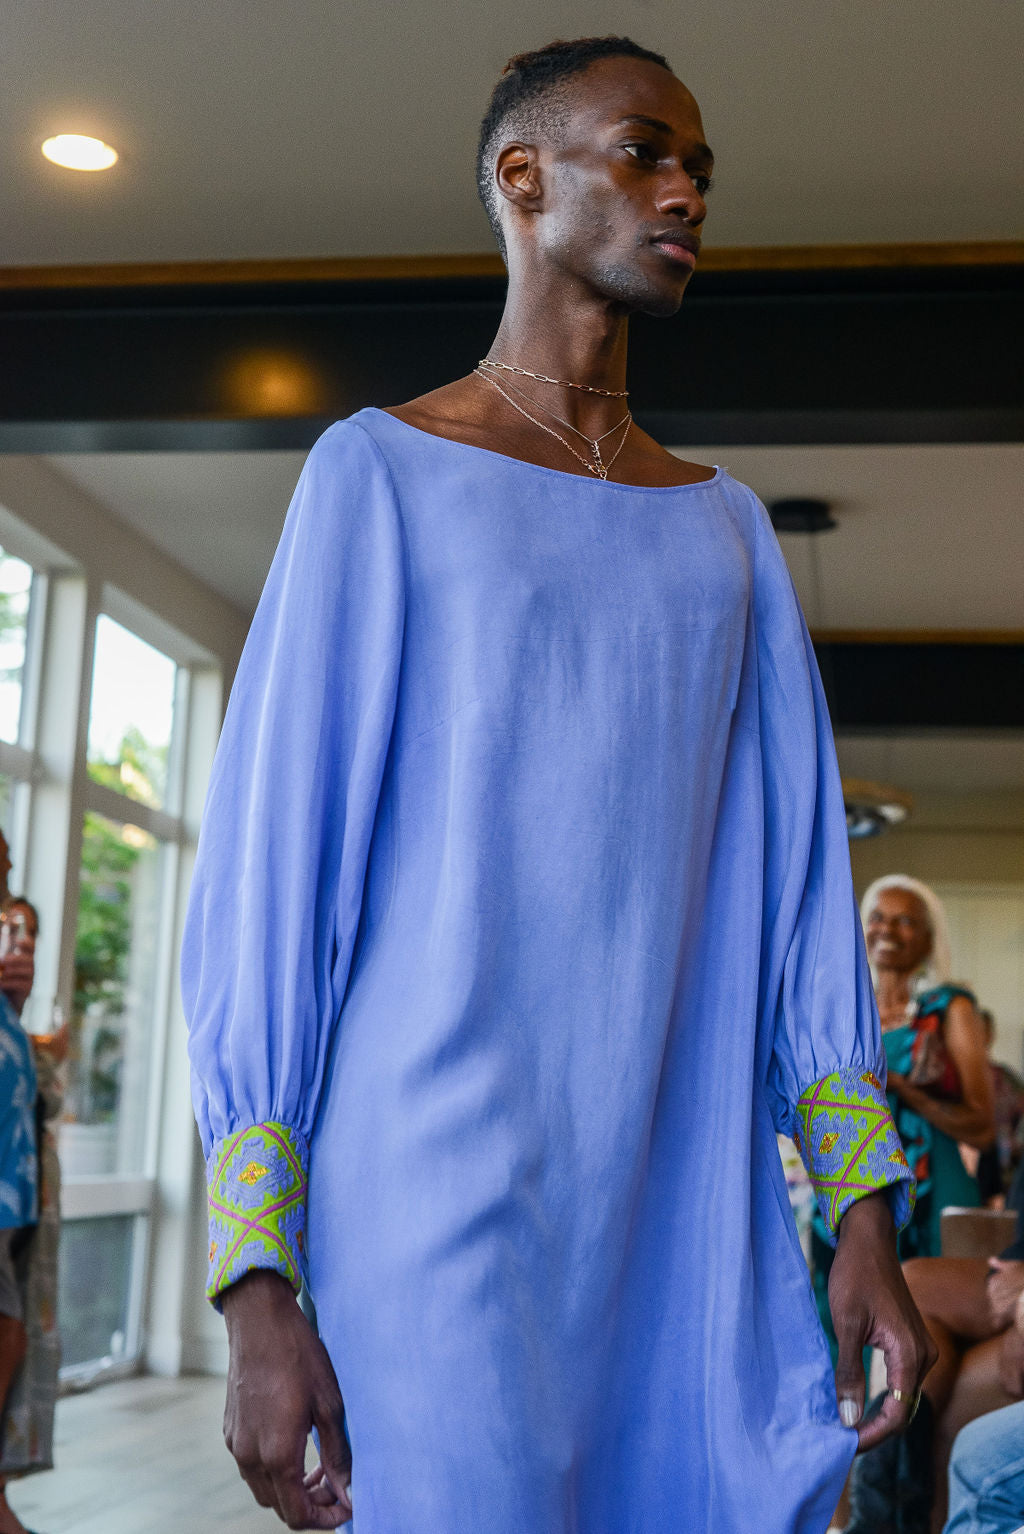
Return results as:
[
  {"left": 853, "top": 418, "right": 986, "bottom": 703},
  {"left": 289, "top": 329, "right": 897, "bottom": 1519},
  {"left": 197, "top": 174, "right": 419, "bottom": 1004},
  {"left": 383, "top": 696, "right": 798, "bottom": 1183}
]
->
[{"left": 183, "top": 37, "right": 934, "bottom": 1533}]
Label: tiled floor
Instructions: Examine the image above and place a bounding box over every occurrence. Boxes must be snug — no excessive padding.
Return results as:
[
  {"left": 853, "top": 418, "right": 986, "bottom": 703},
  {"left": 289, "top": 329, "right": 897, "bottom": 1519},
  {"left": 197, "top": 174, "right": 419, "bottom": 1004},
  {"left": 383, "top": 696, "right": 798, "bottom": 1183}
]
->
[
  {"left": 8, "top": 1372, "right": 845, "bottom": 1532},
  {"left": 7, "top": 1374, "right": 287, "bottom": 1534}
]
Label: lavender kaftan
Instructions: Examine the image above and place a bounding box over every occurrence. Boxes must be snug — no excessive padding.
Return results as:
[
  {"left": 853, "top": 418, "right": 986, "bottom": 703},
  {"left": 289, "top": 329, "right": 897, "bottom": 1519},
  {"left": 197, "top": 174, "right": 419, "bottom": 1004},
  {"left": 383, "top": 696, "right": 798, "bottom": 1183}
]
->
[{"left": 182, "top": 409, "right": 912, "bottom": 1533}]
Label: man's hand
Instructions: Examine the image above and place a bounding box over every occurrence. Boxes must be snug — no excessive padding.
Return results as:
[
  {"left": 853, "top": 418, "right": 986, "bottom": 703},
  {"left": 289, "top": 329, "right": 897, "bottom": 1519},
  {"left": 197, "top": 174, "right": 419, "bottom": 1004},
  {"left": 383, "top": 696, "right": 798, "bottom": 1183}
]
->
[
  {"left": 222, "top": 1270, "right": 353, "bottom": 1529},
  {"left": 0, "top": 937, "right": 35, "bottom": 1015},
  {"left": 987, "top": 1258, "right": 1024, "bottom": 1331},
  {"left": 827, "top": 1191, "right": 937, "bottom": 1451}
]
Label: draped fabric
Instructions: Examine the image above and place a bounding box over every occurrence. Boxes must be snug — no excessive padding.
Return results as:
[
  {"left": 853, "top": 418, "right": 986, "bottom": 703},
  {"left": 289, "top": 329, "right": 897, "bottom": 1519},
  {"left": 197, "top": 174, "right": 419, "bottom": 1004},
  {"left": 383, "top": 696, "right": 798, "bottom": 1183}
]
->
[{"left": 184, "top": 411, "right": 912, "bottom": 1534}]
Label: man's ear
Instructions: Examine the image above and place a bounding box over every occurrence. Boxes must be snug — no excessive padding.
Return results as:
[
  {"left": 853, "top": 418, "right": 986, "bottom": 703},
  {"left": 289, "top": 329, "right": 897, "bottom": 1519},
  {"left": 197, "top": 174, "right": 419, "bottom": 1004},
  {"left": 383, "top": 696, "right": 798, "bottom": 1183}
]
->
[{"left": 494, "top": 142, "right": 544, "bottom": 214}]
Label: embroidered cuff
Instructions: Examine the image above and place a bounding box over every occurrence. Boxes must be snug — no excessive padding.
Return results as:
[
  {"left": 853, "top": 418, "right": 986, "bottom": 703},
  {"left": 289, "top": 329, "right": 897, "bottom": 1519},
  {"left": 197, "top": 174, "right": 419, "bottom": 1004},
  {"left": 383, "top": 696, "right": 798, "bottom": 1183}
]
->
[
  {"left": 206, "top": 1122, "right": 309, "bottom": 1305},
  {"left": 795, "top": 1068, "right": 915, "bottom": 1244}
]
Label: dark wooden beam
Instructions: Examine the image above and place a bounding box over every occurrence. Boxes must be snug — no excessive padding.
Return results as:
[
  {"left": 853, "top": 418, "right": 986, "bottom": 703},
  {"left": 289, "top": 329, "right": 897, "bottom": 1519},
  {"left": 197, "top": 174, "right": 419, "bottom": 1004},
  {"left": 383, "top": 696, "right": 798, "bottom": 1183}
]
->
[
  {"left": 0, "top": 245, "right": 1020, "bottom": 452},
  {"left": 814, "top": 643, "right": 1024, "bottom": 730},
  {"left": 2, "top": 241, "right": 1021, "bottom": 290}
]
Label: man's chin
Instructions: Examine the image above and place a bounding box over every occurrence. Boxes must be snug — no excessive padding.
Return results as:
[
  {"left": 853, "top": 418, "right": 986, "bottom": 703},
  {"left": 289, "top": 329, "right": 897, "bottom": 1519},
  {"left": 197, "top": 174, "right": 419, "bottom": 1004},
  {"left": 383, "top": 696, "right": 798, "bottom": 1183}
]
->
[
  {"left": 593, "top": 261, "right": 690, "bottom": 318},
  {"left": 634, "top": 282, "right": 688, "bottom": 319}
]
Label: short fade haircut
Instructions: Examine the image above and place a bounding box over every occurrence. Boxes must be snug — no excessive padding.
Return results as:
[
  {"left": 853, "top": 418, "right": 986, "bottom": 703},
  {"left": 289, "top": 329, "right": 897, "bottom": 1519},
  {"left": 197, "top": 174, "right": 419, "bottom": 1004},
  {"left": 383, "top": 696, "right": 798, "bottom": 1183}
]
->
[{"left": 476, "top": 36, "right": 673, "bottom": 257}]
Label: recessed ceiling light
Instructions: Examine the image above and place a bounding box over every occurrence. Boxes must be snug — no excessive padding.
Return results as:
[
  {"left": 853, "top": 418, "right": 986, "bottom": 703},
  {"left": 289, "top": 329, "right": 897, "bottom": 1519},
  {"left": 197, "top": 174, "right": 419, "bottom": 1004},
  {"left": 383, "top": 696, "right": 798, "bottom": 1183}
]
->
[{"left": 41, "top": 134, "right": 118, "bottom": 172}]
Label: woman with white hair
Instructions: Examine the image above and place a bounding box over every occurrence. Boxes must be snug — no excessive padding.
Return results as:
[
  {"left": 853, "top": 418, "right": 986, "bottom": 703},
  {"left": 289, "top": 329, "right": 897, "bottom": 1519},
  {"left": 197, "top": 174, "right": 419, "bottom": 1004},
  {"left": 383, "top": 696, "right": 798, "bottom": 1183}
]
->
[
  {"left": 838, "top": 876, "right": 996, "bottom": 1534},
  {"left": 815, "top": 877, "right": 993, "bottom": 1352},
  {"left": 861, "top": 874, "right": 994, "bottom": 1260}
]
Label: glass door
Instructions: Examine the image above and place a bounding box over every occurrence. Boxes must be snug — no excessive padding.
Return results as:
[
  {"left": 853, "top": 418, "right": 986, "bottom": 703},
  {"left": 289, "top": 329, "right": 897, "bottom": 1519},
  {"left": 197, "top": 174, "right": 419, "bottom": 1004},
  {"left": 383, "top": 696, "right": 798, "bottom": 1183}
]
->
[{"left": 60, "top": 614, "right": 185, "bottom": 1380}]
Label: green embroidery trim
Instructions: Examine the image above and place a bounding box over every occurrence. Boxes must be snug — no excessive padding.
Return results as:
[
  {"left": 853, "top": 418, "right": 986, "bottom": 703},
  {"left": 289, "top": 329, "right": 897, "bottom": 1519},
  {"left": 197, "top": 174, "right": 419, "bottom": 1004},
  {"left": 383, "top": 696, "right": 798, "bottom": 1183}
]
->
[
  {"left": 205, "top": 1122, "right": 308, "bottom": 1303},
  {"left": 795, "top": 1068, "right": 916, "bottom": 1240}
]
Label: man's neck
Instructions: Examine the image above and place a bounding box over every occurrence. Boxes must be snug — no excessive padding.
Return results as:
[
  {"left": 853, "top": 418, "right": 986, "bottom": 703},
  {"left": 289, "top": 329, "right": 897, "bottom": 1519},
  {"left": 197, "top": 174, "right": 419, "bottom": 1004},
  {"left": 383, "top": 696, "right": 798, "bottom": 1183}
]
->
[{"left": 487, "top": 268, "right": 631, "bottom": 405}]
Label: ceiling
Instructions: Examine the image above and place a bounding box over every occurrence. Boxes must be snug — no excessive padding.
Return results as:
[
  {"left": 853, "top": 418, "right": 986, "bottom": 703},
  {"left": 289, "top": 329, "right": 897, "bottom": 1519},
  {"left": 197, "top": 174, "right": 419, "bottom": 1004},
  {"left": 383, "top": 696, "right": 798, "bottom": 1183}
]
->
[
  {"left": 3, "top": 0, "right": 1023, "bottom": 267},
  {"left": 43, "top": 441, "right": 1024, "bottom": 627}
]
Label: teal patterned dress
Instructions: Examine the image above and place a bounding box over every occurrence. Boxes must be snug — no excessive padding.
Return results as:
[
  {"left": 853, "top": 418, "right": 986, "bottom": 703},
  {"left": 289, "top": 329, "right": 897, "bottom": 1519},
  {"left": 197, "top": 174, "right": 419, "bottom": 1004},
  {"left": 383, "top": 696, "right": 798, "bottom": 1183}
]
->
[
  {"left": 879, "top": 985, "right": 980, "bottom": 1260},
  {"left": 812, "top": 985, "right": 980, "bottom": 1355}
]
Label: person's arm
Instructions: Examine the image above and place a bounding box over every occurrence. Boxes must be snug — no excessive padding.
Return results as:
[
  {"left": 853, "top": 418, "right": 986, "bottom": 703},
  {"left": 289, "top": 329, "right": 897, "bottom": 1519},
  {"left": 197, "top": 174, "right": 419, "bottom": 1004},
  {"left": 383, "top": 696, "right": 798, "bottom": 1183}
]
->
[
  {"left": 751, "top": 496, "right": 935, "bottom": 1450},
  {"left": 182, "top": 421, "right": 406, "bottom": 1529},
  {"left": 997, "top": 1288, "right": 1024, "bottom": 1398},
  {"left": 887, "top": 997, "right": 996, "bottom": 1149}
]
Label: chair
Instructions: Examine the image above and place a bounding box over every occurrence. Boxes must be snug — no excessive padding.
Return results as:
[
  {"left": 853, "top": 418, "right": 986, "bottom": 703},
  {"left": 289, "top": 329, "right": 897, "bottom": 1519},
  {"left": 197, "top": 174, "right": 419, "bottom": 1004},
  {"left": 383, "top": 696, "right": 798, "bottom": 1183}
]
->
[{"left": 940, "top": 1206, "right": 1018, "bottom": 1260}]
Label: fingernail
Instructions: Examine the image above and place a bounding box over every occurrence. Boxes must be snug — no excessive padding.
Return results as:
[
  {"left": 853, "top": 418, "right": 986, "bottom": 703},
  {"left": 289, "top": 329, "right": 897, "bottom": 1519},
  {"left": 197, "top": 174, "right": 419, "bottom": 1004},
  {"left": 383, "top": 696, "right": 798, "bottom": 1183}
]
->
[{"left": 839, "top": 1398, "right": 860, "bottom": 1427}]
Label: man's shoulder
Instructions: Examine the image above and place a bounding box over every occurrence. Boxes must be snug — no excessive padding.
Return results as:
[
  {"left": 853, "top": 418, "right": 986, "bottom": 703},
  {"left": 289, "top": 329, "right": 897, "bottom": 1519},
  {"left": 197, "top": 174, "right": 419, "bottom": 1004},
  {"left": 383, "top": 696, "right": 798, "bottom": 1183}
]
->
[
  {"left": 625, "top": 425, "right": 717, "bottom": 488},
  {"left": 381, "top": 379, "right": 493, "bottom": 448}
]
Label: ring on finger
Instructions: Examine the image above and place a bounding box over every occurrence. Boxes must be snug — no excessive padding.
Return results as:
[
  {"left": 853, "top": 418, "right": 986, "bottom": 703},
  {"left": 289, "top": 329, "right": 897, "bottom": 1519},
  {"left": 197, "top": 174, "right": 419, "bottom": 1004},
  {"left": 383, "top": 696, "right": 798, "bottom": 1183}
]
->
[{"left": 889, "top": 1387, "right": 923, "bottom": 1423}]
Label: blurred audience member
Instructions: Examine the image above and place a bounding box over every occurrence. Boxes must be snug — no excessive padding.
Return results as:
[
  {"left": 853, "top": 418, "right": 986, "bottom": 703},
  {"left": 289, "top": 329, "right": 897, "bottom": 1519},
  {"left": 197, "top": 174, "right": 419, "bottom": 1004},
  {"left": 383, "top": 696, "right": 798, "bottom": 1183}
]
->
[
  {"left": 0, "top": 894, "right": 64, "bottom": 1529},
  {"left": 0, "top": 860, "right": 40, "bottom": 1534},
  {"left": 859, "top": 875, "right": 994, "bottom": 1257},
  {"left": 943, "top": 1398, "right": 1024, "bottom": 1534},
  {"left": 971, "top": 1010, "right": 1024, "bottom": 1208},
  {"left": 817, "top": 878, "right": 994, "bottom": 1351},
  {"left": 902, "top": 1206, "right": 1024, "bottom": 1530},
  {"left": 843, "top": 1159, "right": 1024, "bottom": 1533},
  {"left": 837, "top": 877, "right": 995, "bottom": 1534}
]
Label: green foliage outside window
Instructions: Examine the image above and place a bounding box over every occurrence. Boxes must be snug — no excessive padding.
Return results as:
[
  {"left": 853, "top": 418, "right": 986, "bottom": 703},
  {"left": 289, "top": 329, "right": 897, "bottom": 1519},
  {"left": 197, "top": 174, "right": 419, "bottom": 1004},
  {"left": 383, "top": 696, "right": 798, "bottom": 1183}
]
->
[{"left": 69, "top": 728, "right": 168, "bottom": 1123}]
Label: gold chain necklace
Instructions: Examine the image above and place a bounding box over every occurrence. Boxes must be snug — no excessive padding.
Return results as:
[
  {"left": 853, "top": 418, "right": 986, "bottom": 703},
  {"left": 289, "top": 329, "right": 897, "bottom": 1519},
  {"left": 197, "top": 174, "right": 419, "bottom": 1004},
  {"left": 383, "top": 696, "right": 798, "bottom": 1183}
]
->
[
  {"left": 478, "top": 357, "right": 629, "bottom": 398},
  {"left": 496, "top": 369, "right": 632, "bottom": 450},
  {"left": 474, "top": 368, "right": 632, "bottom": 481}
]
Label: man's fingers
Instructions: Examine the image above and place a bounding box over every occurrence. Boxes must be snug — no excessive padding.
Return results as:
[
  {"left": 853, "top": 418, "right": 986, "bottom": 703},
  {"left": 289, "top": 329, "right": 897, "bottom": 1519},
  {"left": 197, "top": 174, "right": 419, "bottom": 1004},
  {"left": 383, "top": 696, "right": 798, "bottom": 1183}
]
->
[
  {"left": 270, "top": 1455, "right": 349, "bottom": 1530},
  {"left": 834, "top": 1325, "right": 866, "bottom": 1430},
  {"left": 313, "top": 1400, "right": 354, "bottom": 1518},
  {"left": 303, "top": 1465, "right": 342, "bottom": 1507},
  {"left": 856, "top": 1386, "right": 913, "bottom": 1451},
  {"left": 237, "top": 1462, "right": 282, "bottom": 1514}
]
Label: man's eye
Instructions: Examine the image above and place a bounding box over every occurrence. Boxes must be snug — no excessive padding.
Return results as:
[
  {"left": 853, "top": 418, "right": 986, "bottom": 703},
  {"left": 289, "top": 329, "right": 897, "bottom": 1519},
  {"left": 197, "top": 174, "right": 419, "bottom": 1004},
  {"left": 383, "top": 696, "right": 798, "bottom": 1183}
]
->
[
  {"left": 622, "top": 142, "right": 655, "bottom": 162},
  {"left": 693, "top": 174, "right": 714, "bottom": 196}
]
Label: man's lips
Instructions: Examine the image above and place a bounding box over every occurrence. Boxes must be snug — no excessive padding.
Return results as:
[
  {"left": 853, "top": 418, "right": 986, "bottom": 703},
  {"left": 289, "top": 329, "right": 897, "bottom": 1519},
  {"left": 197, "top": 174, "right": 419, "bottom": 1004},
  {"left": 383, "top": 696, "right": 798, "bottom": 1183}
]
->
[{"left": 650, "top": 231, "right": 701, "bottom": 269}]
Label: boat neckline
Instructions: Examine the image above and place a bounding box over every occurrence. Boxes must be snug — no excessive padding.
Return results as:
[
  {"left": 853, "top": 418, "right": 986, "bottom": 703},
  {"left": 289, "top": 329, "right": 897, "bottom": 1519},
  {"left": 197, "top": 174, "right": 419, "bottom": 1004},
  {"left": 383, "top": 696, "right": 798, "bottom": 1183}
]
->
[{"left": 362, "top": 408, "right": 723, "bottom": 494}]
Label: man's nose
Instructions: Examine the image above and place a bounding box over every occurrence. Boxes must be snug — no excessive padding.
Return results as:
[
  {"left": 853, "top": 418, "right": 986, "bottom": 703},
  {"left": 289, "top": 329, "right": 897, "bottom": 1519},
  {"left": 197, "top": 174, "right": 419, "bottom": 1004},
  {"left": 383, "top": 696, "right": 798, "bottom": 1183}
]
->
[{"left": 655, "top": 170, "right": 706, "bottom": 226}]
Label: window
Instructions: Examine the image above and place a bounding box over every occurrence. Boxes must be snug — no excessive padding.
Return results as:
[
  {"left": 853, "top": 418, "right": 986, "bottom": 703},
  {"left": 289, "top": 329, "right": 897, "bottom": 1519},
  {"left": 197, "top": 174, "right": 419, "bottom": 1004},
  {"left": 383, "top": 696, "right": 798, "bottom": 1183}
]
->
[
  {"left": 58, "top": 1214, "right": 141, "bottom": 1371},
  {"left": 0, "top": 547, "right": 34, "bottom": 746},
  {"left": 0, "top": 547, "right": 41, "bottom": 895},
  {"left": 0, "top": 490, "right": 223, "bottom": 1388},
  {"left": 65, "top": 816, "right": 172, "bottom": 1176},
  {"left": 59, "top": 608, "right": 192, "bottom": 1375},
  {"left": 87, "top": 615, "right": 178, "bottom": 809}
]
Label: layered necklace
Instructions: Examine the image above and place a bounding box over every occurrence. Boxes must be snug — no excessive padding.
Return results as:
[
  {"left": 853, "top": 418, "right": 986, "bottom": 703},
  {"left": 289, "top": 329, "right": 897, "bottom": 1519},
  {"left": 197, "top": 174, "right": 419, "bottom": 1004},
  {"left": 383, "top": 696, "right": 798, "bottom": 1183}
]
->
[{"left": 474, "top": 356, "right": 632, "bottom": 481}]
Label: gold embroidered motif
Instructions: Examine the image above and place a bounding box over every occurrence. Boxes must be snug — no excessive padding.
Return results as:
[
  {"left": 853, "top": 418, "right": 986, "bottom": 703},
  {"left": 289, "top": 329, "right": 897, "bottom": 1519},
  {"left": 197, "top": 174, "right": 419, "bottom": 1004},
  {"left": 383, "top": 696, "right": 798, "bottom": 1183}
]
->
[
  {"left": 209, "top": 1240, "right": 217, "bottom": 1262},
  {"left": 239, "top": 1161, "right": 269, "bottom": 1186},
  {"left": 795, "top": 1068, "right": 916, "bottom": 1241}
]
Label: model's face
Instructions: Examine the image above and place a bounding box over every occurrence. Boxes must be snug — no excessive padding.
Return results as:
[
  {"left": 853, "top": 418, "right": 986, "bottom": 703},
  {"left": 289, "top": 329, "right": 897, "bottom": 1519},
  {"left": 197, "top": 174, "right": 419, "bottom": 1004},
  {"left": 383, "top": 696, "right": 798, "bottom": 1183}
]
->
[
  {"left": 532, "top": 57, "right": 713, "bottom": 316},
  {"left": 865, "top": 889, "right": 933, "bottom": 975}
]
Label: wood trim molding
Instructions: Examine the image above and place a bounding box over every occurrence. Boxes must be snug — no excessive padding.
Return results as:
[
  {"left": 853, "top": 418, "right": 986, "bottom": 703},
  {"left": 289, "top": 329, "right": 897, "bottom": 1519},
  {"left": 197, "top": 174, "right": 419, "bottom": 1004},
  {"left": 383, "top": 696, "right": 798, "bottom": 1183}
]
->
[
  {"left": 810, "top": 629, "right": 1024, "bottom": 645},
  {"left": 698, "top": 241, "right": 1024, "bottom": 272},
  {"left": 2, "top": 241, "right": 1022, "bottom": 291}
]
